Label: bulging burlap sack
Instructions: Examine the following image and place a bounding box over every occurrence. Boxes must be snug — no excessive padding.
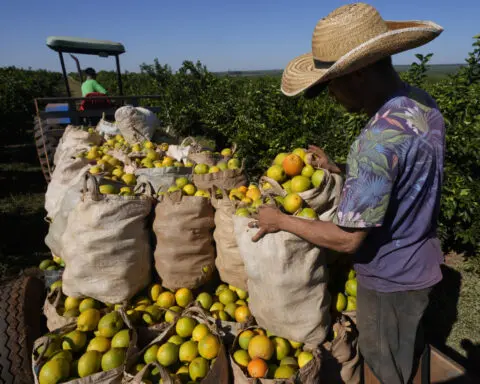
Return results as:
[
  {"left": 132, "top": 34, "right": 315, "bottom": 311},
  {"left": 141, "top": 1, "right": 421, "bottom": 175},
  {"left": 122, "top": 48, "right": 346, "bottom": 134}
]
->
[
  {"left": 33, "top": 310, "right": 136, "bottom": 384},
  {"left": 234, "top": 216, "right": 331, "bottom": 348},
  {"left": 260, "top": 168, "right": 343, "bottom": 219},
  {"left": 135, "top": 166, "right": 193, "bottom": 193},
  {"left": 153, "top": 191, "right": 215, "bottom": 290},
  {"left": 45, "top": 157, "right": 90, "bottom": 220},
  {"left": 61, "top": 175, "right": 154, "bottom": 304},
  {"left": 97, "top": 117, "right": 121, "bottom": 136},
  {"left": 43, "top": 288, "right": 76, "bottom": 331},
  {"left": 320, "top": 316, "right": 361, "bottom": 384},
  {"left": 115, "top": 106, "right": 159, "bottom": 144},
  {"left": 193, "top": 162, "right": 247, "bottom": 191},
  {"left": 230, "top": 326, "right": 322, "bottom": 384},
  {"left": 53, "top": 125, "right": 103, "bottom": 166},
  {"left": 45, "top": 173, "right": 86, "bottom": 258},
  {"left": 211, "top": 190, "right": 247, "bottom": 291},
  {"left": 124, "top": 306, "right": 229, "bottom": 384},
  {"left": 181, "top": 137, "right": 221, "bottom": 166}
]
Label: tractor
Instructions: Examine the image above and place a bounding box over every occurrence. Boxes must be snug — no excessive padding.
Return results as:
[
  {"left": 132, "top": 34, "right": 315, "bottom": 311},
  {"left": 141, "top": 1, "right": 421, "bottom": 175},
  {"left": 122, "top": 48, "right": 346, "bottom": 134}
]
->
[{"left": 34, "top": 36, "right": 164, "bottom": 183}]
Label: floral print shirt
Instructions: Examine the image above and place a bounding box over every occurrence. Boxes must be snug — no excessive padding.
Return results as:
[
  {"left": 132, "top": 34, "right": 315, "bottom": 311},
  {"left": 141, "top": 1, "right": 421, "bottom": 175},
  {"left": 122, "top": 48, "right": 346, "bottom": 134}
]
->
[{"left": 334, "top": 84, "right": 445, "bottom": 292}]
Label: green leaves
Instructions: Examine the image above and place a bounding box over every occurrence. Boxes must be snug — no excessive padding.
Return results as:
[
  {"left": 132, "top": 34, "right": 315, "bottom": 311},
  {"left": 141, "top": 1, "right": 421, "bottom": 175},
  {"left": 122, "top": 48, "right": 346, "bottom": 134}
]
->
[{"left": 1, "top": 35, "right": 480, "bottom": 256}]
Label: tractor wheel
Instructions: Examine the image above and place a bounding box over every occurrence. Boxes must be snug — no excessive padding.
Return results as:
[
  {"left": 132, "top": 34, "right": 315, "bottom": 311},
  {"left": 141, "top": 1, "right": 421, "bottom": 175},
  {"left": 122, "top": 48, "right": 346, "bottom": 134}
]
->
[
  {"left": 0, "top": 274, "right": 46, "bottom": 384},
  {"left": 33, "top": 118, "right": 59, "bottom": 183}
]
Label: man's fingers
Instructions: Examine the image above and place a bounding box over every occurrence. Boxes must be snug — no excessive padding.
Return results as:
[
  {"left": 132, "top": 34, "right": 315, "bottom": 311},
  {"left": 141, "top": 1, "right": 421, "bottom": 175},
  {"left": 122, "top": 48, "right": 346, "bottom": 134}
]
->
[{"left": 252, "top": 227, "right": 267, "bottom": 242}]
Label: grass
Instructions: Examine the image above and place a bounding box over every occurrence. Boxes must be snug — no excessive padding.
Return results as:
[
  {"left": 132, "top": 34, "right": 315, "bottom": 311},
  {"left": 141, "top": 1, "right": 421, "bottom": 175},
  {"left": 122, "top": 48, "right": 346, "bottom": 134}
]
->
[
  {"left": 0, "top": 143, "right": 50, "bottom": 278},
  {"left": 0, "top": 139, "right": 478, "bottom": 373}
]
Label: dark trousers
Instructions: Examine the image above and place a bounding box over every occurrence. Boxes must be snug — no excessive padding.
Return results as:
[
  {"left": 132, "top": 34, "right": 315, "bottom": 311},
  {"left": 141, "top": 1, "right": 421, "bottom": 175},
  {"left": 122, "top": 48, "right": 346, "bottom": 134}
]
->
[{"left": 357, "top": 284, "right": 432, "bottom": 384}]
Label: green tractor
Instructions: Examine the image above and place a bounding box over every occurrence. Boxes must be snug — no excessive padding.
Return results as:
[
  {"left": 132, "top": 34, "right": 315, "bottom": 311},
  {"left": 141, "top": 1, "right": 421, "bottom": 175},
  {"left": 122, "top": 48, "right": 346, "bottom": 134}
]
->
[{"left": 34, "top": 36, "right": 163, "bottom": 182}]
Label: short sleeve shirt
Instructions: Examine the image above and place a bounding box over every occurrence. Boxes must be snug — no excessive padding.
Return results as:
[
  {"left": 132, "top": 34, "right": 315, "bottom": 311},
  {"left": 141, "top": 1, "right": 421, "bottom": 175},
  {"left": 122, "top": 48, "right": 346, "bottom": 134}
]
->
[
  {"left": 81, "top": 79, "right": 108, "bottom": 97},
  {"left": 333, "top": 84, "right": 445, "bottom": 292}
]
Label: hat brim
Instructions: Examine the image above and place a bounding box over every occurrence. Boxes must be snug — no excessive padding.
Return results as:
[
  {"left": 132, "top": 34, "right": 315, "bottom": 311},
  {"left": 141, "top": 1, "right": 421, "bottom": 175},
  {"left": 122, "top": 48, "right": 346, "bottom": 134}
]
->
[{"left": 281, "top": 20, "right": 443, "bottom": 97}]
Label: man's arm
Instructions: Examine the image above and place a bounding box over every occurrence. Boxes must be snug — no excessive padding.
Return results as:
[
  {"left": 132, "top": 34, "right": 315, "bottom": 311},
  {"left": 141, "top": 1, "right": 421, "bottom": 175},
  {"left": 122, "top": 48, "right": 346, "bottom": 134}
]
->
[
  {"left": 92, "top": 80, "right": 108, "bottom": 94},
  {"left": 251, "top": 206, "right": 369, "bottom": 254}
]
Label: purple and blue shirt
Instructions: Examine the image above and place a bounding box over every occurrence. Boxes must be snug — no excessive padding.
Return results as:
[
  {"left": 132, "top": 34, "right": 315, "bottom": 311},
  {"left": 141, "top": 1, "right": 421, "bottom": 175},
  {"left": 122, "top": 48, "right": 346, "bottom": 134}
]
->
[{"left": 334, "top": 84, "right": 445, "bottom": 292}]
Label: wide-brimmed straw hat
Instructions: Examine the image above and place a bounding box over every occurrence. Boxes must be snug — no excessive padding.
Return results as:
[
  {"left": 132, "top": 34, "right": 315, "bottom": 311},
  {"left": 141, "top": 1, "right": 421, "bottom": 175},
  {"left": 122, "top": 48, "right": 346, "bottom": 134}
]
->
[{"left": 281, "top": 3, "right": 443, "bottom": 96}]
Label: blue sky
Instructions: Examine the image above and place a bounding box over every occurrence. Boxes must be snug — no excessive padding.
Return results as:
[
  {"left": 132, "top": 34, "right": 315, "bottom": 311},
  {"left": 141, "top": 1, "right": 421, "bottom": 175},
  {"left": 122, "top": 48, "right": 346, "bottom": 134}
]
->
[{"left": 0, "top": 0, "right": 478, "bottom": 73}]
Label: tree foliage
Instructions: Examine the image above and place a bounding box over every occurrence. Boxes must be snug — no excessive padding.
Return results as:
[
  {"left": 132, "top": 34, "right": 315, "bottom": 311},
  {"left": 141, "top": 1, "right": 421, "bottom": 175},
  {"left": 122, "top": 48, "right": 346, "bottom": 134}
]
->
[{"left": 1, "top": 37, "right": 479, "bottom": 255}]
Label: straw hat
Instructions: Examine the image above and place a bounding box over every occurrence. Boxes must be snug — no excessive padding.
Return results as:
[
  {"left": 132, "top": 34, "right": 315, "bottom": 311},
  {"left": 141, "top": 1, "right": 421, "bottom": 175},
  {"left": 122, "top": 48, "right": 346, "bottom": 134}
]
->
[{"left": 281, "top": 3, "right": 443, "bottom": 96}]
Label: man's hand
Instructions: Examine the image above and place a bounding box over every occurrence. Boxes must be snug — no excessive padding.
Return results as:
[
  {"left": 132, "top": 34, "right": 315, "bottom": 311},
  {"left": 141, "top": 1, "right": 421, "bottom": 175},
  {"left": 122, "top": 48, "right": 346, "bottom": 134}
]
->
[
  {"left": 307, "top": 145, "right": 342, "bottom": 174},
  {"left": 249, "top": 205, "right": 284, "bottom": 242}
]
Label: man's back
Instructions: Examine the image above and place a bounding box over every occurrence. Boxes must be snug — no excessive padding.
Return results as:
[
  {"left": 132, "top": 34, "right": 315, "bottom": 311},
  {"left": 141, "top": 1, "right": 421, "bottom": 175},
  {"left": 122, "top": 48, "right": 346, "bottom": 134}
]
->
[
  {"left": 81, "top": 78, "right": 107, "bottom": 97},
  {"left": 334, "top": 84, "right": 445, "bottom": 292}
]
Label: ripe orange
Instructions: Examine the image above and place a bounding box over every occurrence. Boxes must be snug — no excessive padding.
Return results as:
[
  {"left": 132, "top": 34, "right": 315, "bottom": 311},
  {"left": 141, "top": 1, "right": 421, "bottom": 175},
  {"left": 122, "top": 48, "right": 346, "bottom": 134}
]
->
[
  {"left": 266, "top": 165, "right": 287, "bottom": 183},
  {"left": 283, "top": 193, "right": 303, "bottom": 214},
  {"left": 248, "top": 335, "right": 275, "bottom": 360},
  {"left": 290, "top": 175, "right": 312, "bottom": 193},
  {"left": 247, "top": 358, "right": 269, "bottom": 378},
  {"left": 234, "top": 306, "right": 252, "bottom": 323},
  {"left": 282, "top": 154, "right": 304, "bottom": 177}
]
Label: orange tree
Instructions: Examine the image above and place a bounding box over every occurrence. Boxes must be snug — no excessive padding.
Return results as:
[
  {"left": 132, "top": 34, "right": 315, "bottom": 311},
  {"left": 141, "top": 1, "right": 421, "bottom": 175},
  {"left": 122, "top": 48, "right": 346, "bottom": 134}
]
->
[{"left": 0, "top": 37, "right": 479, "bottom": 256}]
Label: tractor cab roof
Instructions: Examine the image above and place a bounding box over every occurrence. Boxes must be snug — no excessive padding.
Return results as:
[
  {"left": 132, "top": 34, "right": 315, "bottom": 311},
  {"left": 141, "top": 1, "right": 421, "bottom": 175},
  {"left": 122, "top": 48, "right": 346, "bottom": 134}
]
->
[{"left": 46, "top": 36, "right": 125, "bottom": 56}]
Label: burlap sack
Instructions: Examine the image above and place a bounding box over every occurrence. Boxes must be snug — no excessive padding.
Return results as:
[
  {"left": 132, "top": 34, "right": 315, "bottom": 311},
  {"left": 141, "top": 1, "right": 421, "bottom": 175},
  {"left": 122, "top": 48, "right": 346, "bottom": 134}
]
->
[
  {"left": 193, "top": 162, "right": 247, "bottom": 191},
  {"left": 153, "top": 191, "right": 215, "bottom": 290},
  {"left": 61, "top": 175, "right": 154, "bottom": 304},
  {"left": 115, "top": 106, "right": 159, "bottom": 144},
  {"left": 230, "top": 326, "right": 322, "bottom": 384},
  {"left": 53, "top": 125, "right": 103, "bottom": 166},
  {"left": 135, "top": 166, "right": 193, "bottom": 193},
  {"left": 123, "top": 306, "right": 229, "bottom": 384},
  {"left": 211, "top": 190, "right": 247, "bottom": 291},
  {"left": 181, "top": 137, "right": 221, "bottom": 166},
  {"left": 233, "top": 216, "right": 330, "bottom": 348},
  {"left": 206, "top": 315, "right": 255, "bottom": 346},
  {"left": 260, "top": 168, "right": 343, "bottom": 219},
  {"left": 320, "top": 316, "right": 361, "bottom": 384},
  {"left": 97, "top": 117, "right": 121, "bottom": 136},
  {"left": 45, "top": 171, "right": 86, "bottom": 258},
  {"left": 33, "top": 310, "right": 136, "bottom": 384},
  {"left": 43, "top": 288, "right": 76, "bottom": 331},
  {"left": 45, "top": 156, "right": 90, "bottom": 219}
]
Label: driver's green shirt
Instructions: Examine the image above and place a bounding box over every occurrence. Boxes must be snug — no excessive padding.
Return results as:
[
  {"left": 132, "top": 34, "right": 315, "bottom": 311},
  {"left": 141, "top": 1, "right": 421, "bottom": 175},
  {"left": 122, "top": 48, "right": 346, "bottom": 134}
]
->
[{"left": 81, "top": 79, "right": 107, "bottom": 96}]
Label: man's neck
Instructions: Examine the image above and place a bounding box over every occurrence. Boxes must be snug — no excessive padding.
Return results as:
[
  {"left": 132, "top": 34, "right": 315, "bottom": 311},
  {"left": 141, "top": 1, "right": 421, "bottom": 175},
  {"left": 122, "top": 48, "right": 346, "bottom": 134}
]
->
[{"left": 364, "top": 72, "right": 405, "bottom": 117}]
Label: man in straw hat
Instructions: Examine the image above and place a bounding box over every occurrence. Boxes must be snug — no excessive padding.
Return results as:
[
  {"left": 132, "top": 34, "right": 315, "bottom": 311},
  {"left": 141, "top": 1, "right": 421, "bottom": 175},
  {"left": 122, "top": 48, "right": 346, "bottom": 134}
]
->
[{"left": 251, "top": 3, "right": 445, "bottom": 383}]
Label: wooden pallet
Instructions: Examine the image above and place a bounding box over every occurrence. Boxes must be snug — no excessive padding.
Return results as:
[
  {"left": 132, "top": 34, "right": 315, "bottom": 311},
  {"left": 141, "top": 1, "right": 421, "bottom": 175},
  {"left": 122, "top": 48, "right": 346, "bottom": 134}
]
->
[{"left": 364, "top": 345, "right": 476, "bottom": 384}]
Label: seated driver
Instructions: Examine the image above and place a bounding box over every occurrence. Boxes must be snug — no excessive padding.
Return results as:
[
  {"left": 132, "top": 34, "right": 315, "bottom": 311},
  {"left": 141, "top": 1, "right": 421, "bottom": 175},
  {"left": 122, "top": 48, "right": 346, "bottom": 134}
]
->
[{"left": 81, "top": 68, "right": 108, "bottom": 97}]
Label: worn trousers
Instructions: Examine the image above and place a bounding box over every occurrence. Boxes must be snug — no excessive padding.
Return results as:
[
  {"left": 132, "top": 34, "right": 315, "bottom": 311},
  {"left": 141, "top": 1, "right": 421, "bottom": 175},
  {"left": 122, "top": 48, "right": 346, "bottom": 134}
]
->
[{"left": 357, "top": 284, "right": 432, "bottom": 384}]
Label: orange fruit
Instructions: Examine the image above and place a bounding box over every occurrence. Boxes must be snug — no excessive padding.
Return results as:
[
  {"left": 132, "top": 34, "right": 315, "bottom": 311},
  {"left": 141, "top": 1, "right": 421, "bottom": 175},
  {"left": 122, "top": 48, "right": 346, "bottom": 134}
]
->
[
  {"left": 247, "top": 358, "right": 268, "bottom": 378},
  {"left": 246, "top": 187, "right": 261, "bottom": 201},
  {"left": 311, "top": 169, "right": 326, "bottom": 188},
  {"left": 290, "top": 175, "right": 312, "bottom": 193},
  {"left": 296, "top": 207, "right": 318, "bottom": 220},
  {"left": 189, "top": 357, "right": 209, "bottom": 381},
  {"left": 176, "top": 317, "right": 197, "bottom": 338},
  {"left": 273, "top": 153, "right": 289, "bottom": 166},
  {"left": 157, "top": 291, "right": 176, "bottom": 309},
  {"left": 248, "top": 335, "right": 275, "bottom": 360},
  {"left": 274, "top": 365, "right": 297, "bottom": 379},
  {"left": 238, "top": 186, "right": 248, "bottom": 194},
  {"left": 234, "top": 306, "right": 252, "bottom": 323},
  {"left": 283, "top": 193, "right": 303, "bottom": 214},
  {"left": 175, "top": 288, "right": 194, "bottom": 308},
  {"left": 238, "top": 330, "right": 255, "bottom": 350},
  {"left": 292, "top": 148, "right": 307, "bottom": 160},
  {"left": 282, "top": 154, "right": 304, "bottom": 176},
  {"left": 233, "top": 349, "right": 251, "bottom": 368},
  {"left": 266, "top": 165, "right": 287, "bottom": 183},
  {"left": 198, "top": 334, "right": 220, "bottom": 360}
]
